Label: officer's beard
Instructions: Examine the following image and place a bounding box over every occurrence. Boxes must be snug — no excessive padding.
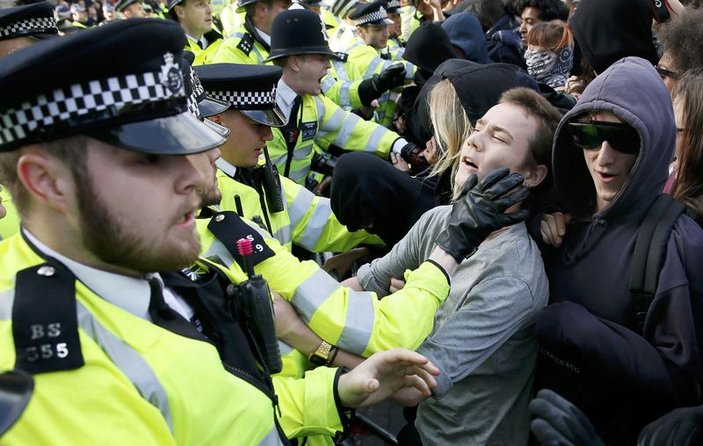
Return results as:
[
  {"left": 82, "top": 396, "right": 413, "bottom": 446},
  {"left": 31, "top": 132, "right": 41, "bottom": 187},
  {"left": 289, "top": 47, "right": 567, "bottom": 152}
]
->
[
  {"left": 197, "top": 170, "right": 222, "bottom": 207},
  {"left": 73, "top": 171, "right": 202, "bottom": 273}
]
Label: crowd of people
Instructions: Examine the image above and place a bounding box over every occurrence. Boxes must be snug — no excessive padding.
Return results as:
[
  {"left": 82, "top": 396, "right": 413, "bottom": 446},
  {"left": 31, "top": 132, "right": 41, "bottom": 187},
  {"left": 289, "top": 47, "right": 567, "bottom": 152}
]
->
[{"left": 0, "top": 0, "right": 702, "bottom": 444}]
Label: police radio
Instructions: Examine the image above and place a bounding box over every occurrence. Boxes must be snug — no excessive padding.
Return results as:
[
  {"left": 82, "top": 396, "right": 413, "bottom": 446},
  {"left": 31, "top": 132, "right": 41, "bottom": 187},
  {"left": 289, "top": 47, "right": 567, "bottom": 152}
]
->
[
  {"left": 260, "top": 146, "right": 285, "bottom": 213},
  {"left": 227, "top": 238, "right": 282, "bottom": 374}
]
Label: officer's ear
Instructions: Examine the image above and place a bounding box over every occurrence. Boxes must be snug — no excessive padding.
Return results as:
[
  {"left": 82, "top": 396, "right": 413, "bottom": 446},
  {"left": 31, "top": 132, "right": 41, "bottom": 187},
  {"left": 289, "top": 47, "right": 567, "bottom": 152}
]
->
[
  {"left": 287, "top": 54, "right": 303, "bottom": 72},
  {"left": 174, "top": 3, "right": 185, "bottom": 19},
  {"left": 15, "top": 146, "right": 75, "bottom": 214}
]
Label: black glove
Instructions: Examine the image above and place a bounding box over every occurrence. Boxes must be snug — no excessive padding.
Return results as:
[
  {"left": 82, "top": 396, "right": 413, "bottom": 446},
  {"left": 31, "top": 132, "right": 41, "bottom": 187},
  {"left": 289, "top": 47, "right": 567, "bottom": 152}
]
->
[
  {"left": 372, "top": 63, "right": 406, "bottom": 93},
  {"left": 358, "top": 64, "right": 407, "bottom": 107},
  {"left": 529, "top": 389, "right": 606, "bottom": 446},
  {"left": 399, "top": 142, "right": 430, "bottom": 172},
  {"left": 435, "top": 168, "right": 529, "bottom": 263},
  {"left": 638, "top": 405, "right": 703, "bottom": 446}
]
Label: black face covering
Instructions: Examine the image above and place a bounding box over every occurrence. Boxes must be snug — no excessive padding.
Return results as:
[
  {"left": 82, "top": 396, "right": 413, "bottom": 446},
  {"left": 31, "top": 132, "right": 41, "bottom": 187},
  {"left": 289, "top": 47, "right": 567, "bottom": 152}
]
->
[{"left": 330, "top": 153, "right": 435, "bottom": 247}]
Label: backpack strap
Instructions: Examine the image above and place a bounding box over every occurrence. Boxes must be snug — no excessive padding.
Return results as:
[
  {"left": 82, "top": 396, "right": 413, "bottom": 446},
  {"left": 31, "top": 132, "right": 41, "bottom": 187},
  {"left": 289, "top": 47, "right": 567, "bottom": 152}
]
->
[{"left": 629, "top": 194, "right": 686, "bottom": 333}]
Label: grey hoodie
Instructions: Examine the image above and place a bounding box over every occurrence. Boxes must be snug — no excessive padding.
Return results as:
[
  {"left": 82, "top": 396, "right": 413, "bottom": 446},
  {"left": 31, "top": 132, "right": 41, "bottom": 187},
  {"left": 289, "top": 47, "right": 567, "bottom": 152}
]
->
[{"left": 536, "top": 57, "right": 703, "bottom": 444}]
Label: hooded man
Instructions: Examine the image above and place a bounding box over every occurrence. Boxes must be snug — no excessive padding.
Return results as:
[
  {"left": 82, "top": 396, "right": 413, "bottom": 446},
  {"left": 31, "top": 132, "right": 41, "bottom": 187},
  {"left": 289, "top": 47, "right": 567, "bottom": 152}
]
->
[{"left": 535, "top": 57, "right": 703, "bottom": 444}]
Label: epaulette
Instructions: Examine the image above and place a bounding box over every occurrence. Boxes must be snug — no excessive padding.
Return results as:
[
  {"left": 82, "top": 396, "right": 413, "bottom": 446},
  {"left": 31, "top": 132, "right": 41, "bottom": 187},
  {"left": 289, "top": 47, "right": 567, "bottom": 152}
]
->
[
  {"left": 13, "top": 261, "right": 84, "bottom": 373},
  {"left": 207, "top": 211, "right": 275, "bottom": 266},
  {"left": 334, "top": 52, "right": 348, "bottom": 62},
  {"left": 237, "top": 32, "right": 255, "bottom": 56}
]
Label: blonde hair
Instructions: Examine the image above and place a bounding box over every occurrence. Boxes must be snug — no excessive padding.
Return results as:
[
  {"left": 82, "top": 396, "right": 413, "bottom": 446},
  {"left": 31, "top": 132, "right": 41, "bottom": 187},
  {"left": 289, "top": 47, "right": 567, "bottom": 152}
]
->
[
  {"left": 427, "top": 79, "right": 472, "bottom": 182},
  {"left": 526, "top": 19, "right": 573, "bottom": 51}
]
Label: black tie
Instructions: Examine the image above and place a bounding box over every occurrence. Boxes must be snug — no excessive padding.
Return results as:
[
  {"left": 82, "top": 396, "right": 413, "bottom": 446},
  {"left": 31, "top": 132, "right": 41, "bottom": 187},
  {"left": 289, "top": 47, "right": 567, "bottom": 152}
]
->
[
  {"left": 281, "top": 95, "right": 302, "bottom": 176},
  {"left": 147, "top": 276, "right": 206, "bottom": 341},
  {"left": 197, "top": 39, "right": 205, "bottom": 50}
]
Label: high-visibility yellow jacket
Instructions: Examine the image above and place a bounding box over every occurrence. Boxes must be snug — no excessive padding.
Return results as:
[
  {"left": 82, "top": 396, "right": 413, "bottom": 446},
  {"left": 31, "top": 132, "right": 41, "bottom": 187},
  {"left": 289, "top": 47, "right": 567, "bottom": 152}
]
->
[
  {"left": 185, "top": 35, "right": 223, "bottom": 66},
  {"left": 211, "top": 22, "right": 269, "bottom": 65},
  {"left": 198, "top": 212, "right": 450, "bottom": 357},
  {"left": 269, "top": 92, "right": 403, "bottom": 185},
  {"left": 400, "top": 5, "right": 421, "bottom": 43},
  {"left": 211, "top": 23, "right": 364, "bottom": 111},
  {"left": 215, "top": 162, "right": 382, "bottom": 252},
  {"left": 0, "top": 188, "right": 19, "bottom": 240},
  {"left": 0, "top": 234, "right": 344, "bottom": 445}
]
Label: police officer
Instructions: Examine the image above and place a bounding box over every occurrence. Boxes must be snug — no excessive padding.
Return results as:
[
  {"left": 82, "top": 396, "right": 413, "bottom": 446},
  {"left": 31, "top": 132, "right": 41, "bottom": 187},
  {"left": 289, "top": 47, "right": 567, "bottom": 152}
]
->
[
  {"left": 69, "top": 2, "right": 90, "bottom": 28},
  {"left": 264, "top": 7, "right": 425, "bottom": 185},
  {"left": 0, "top": 18, "right": 442, "bottom": 445},
  {"left": 345, "top": 0, "right": 413, "bottom": 126},
  {"left": 211, "top": 0, "right": 292, "bottom": 65},
  {"left": 0, "top": 1, "right": 59, "bottom": 241},
  {"left": 195, "top": 62, "right": 383, "bottom": 252},
  {"left": 115, "top": 0, "right": 148, "bottom": 18},
  {"left": 0, "top": 1, "right": 58, "bottom": 58},
  {"left": 167, "top": 0, "right": 223, "bottom": 64}
]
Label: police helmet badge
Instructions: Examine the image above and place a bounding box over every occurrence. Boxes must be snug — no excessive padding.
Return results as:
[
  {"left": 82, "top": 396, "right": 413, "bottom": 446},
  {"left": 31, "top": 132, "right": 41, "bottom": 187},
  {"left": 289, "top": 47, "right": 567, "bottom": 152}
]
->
[{"left": 159, "top": 52, "right": 183, "bottom": 94}]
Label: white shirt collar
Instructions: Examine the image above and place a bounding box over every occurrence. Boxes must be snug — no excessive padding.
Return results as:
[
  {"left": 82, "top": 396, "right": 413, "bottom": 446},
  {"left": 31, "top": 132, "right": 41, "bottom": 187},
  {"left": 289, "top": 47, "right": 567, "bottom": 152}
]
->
[
  {"left": 276, "top": 78, "right": 298, "bottom": 122},
  {"left": 186, "top": 33, "right": 208, "bottom": 48},
  {"left": 216, "top": 158, "right": 238, "bottom": 178},
  {"left": 254, "top": 26, "right": 271, "bottom": 45},
  {"left": 23, "top": 229, "right": 151, "bottom": 320}
]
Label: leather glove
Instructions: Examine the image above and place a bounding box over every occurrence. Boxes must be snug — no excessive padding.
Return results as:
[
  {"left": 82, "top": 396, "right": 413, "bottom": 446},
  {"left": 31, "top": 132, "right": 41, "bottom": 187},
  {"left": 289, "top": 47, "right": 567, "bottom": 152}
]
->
[
  {"left": 529, "top": 389, "right": 606, "bottom": 446},
  {"left": 399, "top": 142, "right": 430, "bottom": 172},
  {"left": 435, "top": 168, "right": 529, "bottom": 263},
  {"left": 638, "top": 405, "right": 703, "bottom": 446},
  {"left": 372, "top": 63, "right": 406, "bottom": 93}
]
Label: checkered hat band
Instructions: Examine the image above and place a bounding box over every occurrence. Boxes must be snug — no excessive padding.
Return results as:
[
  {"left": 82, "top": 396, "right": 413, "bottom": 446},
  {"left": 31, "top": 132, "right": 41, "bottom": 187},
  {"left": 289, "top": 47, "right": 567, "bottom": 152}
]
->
[
  {"left": 209, "top": 88, "right": 277, "bottom": 109},
  {"left": 386, "top": 0, "right": 400, "bottom": 9},
  {"left": 0, "top": 71, "right": 185, "bottom": 146},
  {"left": 0, "top": 17, "right": 57, "bottom": 38},
  {"left": 354, "top": 7, "right": 389, "bottom": 25},
  {"left": 187, "top": 68, "right": 204, "bottom": 119}
]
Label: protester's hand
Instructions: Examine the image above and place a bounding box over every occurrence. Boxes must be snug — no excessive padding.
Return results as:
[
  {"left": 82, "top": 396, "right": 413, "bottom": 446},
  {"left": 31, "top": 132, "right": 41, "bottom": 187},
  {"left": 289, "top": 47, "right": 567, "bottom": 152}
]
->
[
  {"left": 638, "top": 405, "right": 703, "bottom": 446},
  {"left": 336, "top": 348, "right": 439, "bottom": 408},
  {"left": 322, "top": 247, "right": 371, "bottom": 280},
  {"left": 530, "top": 389, "right": 606, "bottom": 446},
  {"left": 390, "top": 152, "right": 411, "bottom": 172},
  {"left": 372, "top": 63, "right": 406, "bottom": 93},
  {"left": 435, "top": 168, "right": 529, "bottom": 263},
  {"left": 400, "top": 142, "right": 430, "bottom": 171},
  {"left": 540, "top": 212, "right": 572, "bottom": 248},
  {"left": 422, "top": 136, "right": 440, "bottom": 165},
  {"left": 389, "top": 277, "right": 405, "bottom": 293}
]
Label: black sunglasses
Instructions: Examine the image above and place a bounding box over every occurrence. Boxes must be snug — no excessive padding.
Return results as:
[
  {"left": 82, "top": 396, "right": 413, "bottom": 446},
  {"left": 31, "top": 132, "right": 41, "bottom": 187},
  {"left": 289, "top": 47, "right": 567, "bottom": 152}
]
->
[
  {"left": 655, "top": 65, "right": 681, "bottom": 81},
  {"left": 568, "top": 121, "right": 640, "bottom": 155}
]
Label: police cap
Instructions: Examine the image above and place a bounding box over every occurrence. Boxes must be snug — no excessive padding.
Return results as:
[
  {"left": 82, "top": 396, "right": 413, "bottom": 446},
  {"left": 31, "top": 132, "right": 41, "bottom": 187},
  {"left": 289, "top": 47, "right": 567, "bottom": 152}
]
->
[
  {"left": 0, "top": 1, "right": 58, "bottom": 41},
  {"left": 115, "top": 0, "right": 142, "bottom": 12},
  {"left": 266, "top": 7, "right": 340, "bottom": 62},
  {"left": 349, "top": 1, "right": 393, "bottom": 26},
  {"left": 330, "top": 0, "right": 358, "bottom": 19},
  {"left": 383, "top": 0, "right": 400, "bottom": 14},
  {"left": 195, "top": 63, "right": 287, "bottom": 127},
  {"left": 182, "top": 52, "right": 230, "bottom": 137},
  {"left": 0, "top": 18, "right": 224, "bottom": 154}
]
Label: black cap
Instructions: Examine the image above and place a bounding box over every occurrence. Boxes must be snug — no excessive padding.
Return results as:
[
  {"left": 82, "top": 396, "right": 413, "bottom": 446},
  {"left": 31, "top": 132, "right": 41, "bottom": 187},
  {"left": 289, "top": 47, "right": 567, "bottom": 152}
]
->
[
  {"left": 266, "top": 7, "right": 341, "bottom": 61},
  {"left": 383, "top": 0, "right": 400, "bottom": 13},
  {"left": 0, "top": 18, "right": 224, "bottom": 154},
  {"left": 349, "top": 1, "right": 393, "bottom": 25},
  {"left": 0, "top": 1, "right": 58, "bottom": 42},
  {"left": 195, "top": 63, "right": 287, "bottom": 127},
  {"left": 182, "top": 52, "right": 230, "bottom": 137},
  {"left": 115, "top": 0, "right": 142, "bottom": 12}
]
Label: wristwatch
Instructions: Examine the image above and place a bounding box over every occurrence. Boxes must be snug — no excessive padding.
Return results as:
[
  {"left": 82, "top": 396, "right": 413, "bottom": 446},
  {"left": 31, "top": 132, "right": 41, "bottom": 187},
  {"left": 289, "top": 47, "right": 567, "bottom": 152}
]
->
[{"left": 309, "top": 341, "right": 336, "bottom": 366}]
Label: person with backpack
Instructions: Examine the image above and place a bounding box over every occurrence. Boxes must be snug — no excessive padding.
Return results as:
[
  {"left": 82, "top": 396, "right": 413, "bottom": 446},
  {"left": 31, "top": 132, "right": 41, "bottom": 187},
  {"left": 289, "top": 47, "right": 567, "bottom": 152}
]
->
[{"left": 533, "top": 56, "right": 703, "bottom": 445}]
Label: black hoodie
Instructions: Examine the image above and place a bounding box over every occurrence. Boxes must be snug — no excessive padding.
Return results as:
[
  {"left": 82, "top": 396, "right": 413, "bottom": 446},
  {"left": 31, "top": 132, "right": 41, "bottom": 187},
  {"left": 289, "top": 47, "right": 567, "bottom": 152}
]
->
[{"left": 536, "top": 57, "right": 703, "bottom": 444}]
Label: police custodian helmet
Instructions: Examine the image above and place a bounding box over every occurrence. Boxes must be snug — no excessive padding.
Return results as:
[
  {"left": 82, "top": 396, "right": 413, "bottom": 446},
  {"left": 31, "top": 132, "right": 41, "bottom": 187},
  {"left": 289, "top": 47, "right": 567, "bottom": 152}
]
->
[
  {"left": 265, "top": 6, "right": 341, "bottom": 61},
  {"left": 0, "top": 18, "right": 224, "bottom": 155},
  {"left": 196, "top": 63, "right": 287, "bottom": 128}
]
